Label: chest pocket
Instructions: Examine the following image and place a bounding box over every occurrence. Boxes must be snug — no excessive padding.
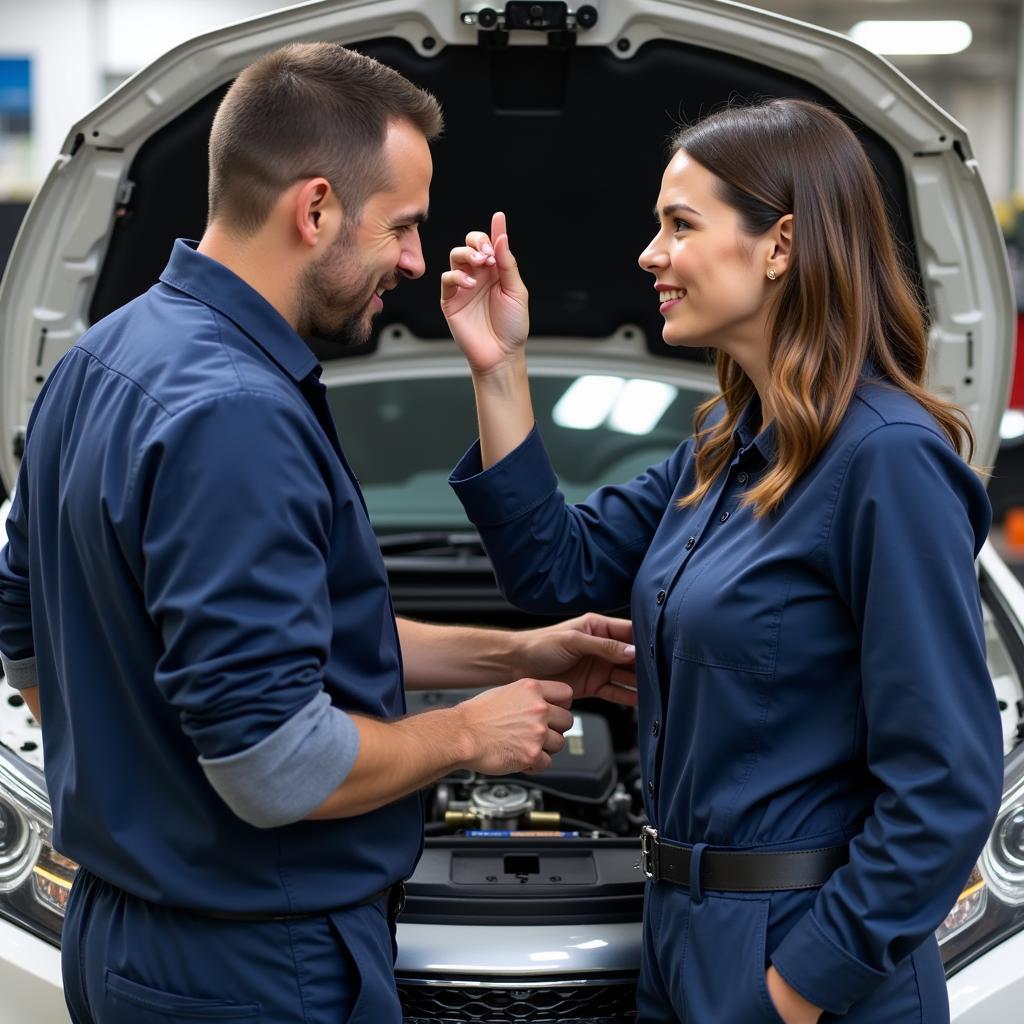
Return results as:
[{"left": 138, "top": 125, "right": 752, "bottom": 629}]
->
[{"left": 671, "top": 546, "right": 793, "bottom": 676}]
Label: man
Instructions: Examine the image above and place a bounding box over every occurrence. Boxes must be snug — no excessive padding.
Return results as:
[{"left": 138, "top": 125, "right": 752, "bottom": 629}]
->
[{"left": 0, "top": 43, "right": 636, "bottom": 1023}]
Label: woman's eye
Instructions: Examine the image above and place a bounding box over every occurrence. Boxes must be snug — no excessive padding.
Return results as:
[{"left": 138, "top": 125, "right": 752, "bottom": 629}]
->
[{"left": 673, "top": 218, "right": 691, "bottom": 233}]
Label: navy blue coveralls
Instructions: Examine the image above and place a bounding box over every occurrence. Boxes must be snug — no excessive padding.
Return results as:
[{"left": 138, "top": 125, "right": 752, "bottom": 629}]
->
[
  {"left": 0, "top": 240, "right": 419, "bottom": 1022},
  {"left": 450, "top": 382, "right": 1004, "bottom": 1023}
]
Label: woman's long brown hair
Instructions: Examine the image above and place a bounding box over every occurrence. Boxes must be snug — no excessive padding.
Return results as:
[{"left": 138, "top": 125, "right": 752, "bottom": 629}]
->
[{"left": 674, "top": 99, "right": 976, "bottom": 517}]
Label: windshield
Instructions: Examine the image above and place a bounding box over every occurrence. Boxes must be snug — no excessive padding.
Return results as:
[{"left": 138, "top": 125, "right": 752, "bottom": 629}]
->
[{"left": 327, "top": 373, "right": 707, "bottom": 531}]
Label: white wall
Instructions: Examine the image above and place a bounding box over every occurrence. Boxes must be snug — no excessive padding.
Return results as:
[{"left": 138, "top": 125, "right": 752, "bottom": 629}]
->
[
  {"left": 0, "top": 0, "right": 96, "bottom": 187},
  {"left": 102, "top": 0, "right": 290, "bottom": 75},
  {"left": 0, "top": 0, "right": 286, "bottom": 187}
]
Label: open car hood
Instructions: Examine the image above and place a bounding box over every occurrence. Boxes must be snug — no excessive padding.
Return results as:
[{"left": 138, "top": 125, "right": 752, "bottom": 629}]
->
[{"left": 0, "top": 0, "right": 1013, "bottom": 491}]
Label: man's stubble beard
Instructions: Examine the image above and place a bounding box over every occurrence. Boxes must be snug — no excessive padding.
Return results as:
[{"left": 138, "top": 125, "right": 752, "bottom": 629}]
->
[{"left": 298, "top": 228, "right": 379, "bottom": 348}]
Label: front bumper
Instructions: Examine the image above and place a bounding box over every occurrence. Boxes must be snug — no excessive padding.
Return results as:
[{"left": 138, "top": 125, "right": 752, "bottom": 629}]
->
[{"left": 0, "top": 915, "right": 66, "bottom": 1024}]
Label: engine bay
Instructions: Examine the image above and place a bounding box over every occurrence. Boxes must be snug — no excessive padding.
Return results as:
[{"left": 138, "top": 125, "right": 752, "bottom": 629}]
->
[{"left": 405, "top": 690, "right": 646, "bottom": 841}]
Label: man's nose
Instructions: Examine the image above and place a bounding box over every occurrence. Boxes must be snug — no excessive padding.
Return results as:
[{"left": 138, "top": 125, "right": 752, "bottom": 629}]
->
[{"left": 398, "top": 236, "right": 426, "bottom": 279}]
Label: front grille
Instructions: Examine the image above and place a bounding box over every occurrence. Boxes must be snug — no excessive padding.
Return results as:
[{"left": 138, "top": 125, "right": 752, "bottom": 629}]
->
[{"left": 398, "top": 976, "right": 637, "bottom": 1023}]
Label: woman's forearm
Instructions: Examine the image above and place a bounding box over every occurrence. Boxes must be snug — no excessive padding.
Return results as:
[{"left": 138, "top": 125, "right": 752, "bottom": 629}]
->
[{"left": 471, "top": 357, "right": 535, "bottom": 469}]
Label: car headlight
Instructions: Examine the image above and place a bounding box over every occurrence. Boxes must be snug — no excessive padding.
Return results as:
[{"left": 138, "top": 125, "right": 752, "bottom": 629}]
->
[
  {"left": 0, "top": 743, "right": 76, "bottom": 945},
  {"left": 939, "top": 742, "right": 1024, "bottom": 973}
]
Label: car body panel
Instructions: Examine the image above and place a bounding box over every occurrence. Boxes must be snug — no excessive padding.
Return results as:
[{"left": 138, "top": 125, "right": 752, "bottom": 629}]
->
[
  {"left": 948, "top": 928, "right": 1024, "bottom": 1022},
  {"left": 0, "top": 917, "right": 66, "bottom": 1024}
]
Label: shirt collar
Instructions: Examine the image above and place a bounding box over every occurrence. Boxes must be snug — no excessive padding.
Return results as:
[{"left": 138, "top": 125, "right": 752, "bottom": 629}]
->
[
  {"left": 730, "top": 357, "right": 882, "bottom": 466},
  {"left": 732, "top": 395, "right": 777, "bottom": 463},
  {"left": 158, "top": 239, "right": 319, "bottom": 383}
]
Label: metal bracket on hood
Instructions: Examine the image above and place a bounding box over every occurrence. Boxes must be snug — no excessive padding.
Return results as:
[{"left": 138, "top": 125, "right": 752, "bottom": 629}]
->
[{"left": 462, "top": 2, "right": 598, "bottom": 48}]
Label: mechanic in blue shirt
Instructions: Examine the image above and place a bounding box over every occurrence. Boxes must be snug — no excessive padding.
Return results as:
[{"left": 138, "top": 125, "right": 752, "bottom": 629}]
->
[
  {"left": 440, "top": 99, "right": 1004, "bottom": 1023},
  {"left": 0, "top": 45, "right": 638, "bottom": 1024}
]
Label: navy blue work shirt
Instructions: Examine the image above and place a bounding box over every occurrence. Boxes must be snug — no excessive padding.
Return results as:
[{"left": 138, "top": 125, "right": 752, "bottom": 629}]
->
[
  {"left": 0, "top": 239, "right": 421, "bottom": 913},
  {"left": 450, "top": 381, "right": 1004, "bottom": 1013}
]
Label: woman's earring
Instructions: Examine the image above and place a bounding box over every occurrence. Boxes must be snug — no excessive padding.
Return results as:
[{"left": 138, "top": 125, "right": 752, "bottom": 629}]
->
[{"left": 766, "top": 268, "right": 777, "bottom": 280}]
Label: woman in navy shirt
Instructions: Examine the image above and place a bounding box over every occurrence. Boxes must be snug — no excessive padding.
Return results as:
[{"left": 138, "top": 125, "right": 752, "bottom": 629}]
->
[{"left": 440, "top": 99, "right": 1004, "bottom": 1023}]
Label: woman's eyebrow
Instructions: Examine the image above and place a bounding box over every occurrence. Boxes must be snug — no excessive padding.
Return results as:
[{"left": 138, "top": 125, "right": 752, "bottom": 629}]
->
[{"left": 655, "top": 202, "right": 702, "bottom": 219}]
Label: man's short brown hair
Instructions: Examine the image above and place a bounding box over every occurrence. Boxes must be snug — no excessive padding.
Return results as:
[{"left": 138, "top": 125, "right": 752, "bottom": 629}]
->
[{"left": 207, "top": 42, "right": 442, "bottom": 235}]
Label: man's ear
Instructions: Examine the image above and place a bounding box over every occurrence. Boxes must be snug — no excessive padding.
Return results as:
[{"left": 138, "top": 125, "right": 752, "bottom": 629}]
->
[
  {"left": 293, "top": 177, "right": 337, "bottom": 249},
  {"left": 767, "top": 213, "right": 793, "bottom": 277}
]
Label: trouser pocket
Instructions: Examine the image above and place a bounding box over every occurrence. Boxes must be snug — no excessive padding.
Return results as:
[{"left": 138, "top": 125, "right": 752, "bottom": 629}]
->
[
  {"left": 682, "top": 895, "right": 784, "bottom": 1024},
  {"left": 327, "top": 903, "right": 403, "bottom": 1024},
  {"left": 103, "top": 970, "right": 260, "bottom": 1021}
]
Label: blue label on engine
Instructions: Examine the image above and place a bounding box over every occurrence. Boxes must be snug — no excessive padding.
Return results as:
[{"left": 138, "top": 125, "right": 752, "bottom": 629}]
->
[{"left": 464, "top": 830, "right": 581, "bottom": 837}]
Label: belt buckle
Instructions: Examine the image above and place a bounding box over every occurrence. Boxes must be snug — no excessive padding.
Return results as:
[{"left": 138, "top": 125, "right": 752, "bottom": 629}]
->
[{"left": 640, "top": 825, "right": 660, "bottom": 882}]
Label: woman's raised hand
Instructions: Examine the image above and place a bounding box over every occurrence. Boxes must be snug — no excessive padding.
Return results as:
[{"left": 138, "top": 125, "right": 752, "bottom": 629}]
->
[{"left": 441, "top": 211, "right": 529, "bottom": 376}]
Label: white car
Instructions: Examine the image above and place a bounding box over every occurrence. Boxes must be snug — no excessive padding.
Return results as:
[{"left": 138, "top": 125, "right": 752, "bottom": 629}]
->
[{"left": 1, "top": 1, "right": 1022, "bottom": 1021}]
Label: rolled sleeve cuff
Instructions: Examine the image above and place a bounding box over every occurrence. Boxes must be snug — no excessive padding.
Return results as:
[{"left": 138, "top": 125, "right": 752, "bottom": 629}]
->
[
  {"left": 199, "top": 691, "right": 359, "bottom": 829},
  {"left": 0, "top": 652, "right": 37, "bottom": 691},
  {"left": 770, "top": 911, "right": 888, "bottom": 1015},
  {"left": 448, "top": 425, "right": 558, "bottom": 527}
]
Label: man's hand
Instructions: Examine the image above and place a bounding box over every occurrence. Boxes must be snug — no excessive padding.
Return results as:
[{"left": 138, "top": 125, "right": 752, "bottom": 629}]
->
[
  {"left": 765, "top": 967, "right": 822, "bottom": 1024},
  {"left": 456, "top": 678, "right": 574, "bottom": 774},
  {"left": 518, "top": 613, "right": 637, "bottom": 706}
]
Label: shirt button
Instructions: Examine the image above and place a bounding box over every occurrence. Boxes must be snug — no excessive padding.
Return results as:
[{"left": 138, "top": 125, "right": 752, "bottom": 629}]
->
[
  {"left": 737, "top": 471, "right": 749, "bottom": 484},
  {"left": 719, "top": 511, "right": 730, "bottom": 523},
  {"left": 648, "top": 779, "right": 655, "bottom": 798},
  {"left": 651, "top": 719, "right": 660, "bottom": 737},
  {"left": 655, "top": 590, "right": 666, "bottom": 605},
  {"left": 685, "top": 536, "right": 695, "bottom": 550},
  {"left": 648, "top": 641, "right": 655, "bottom": 658}
]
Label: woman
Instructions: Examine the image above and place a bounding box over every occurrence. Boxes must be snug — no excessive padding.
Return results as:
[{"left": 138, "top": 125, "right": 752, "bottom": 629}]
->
[{"left": 439, "top": 99, "right": 1004, "bottom": 1023}]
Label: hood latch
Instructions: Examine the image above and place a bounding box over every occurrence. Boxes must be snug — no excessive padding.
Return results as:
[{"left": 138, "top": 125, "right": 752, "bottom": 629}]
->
[{"left": 463, "top": 3, "right": 598, "bottom": 49}]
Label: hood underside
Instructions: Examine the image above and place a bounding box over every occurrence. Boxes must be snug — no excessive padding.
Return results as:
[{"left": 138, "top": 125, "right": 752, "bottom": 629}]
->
[
  {"left": 88, "top": 36, "right": 918, "bottom": 360},
  {"left": 0, "top": 0, "right": 1013, "bottom": 489}
]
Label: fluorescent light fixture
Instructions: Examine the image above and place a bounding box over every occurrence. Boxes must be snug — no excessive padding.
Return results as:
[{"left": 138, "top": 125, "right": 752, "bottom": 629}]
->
[
  {"left": 553, "top": 376, "right": 677, "bottom": 435},
  {"left": 608, "top": 380, "right": 678, "bottom": 435},
  {"left": 553, "top": 376, "right": 625, "bottom": 430},
  {"left": 849, "top": 20, "right": 972, "bottom": 56},
  {"left": 1000, "top": 409, "right": 1024, "bottom": 442}
]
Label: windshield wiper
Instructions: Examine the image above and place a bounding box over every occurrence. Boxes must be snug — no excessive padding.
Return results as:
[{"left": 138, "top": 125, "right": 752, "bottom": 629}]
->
[{"left": 377, "top": 530, "right": 488, "bottom": 561}]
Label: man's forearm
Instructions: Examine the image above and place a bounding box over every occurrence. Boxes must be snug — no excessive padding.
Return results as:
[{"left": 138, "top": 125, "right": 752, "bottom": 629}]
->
[
  {"left": 20, "top": 685, "right": 40, "bottom": 724},
  {"left": 397, "top": 617, "right": 521, "bottom": 690},
  {"left": 306, "top": 706, "right": 473, "bottom": 819}
]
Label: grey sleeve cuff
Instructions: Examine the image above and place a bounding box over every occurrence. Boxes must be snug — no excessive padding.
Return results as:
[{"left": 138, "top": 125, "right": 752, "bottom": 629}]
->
[
  {"left": 0, "top": 652, "right": 37, "bottom": 691},
  {"left": 198, "top": 691, "right": 360, "bottom": 829}
]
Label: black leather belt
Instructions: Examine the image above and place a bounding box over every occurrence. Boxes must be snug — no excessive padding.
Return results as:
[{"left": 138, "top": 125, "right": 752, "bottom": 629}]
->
[
  {"left": 195, "top": 881, "right": 406, "bottom": 922},
  {"left": 640, "top": 826, "right": 847, "bottom": 892}
]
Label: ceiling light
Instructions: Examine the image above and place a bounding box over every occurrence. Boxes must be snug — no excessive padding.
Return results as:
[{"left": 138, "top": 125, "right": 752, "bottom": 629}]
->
[
  {"left": 553, "top": 376, "right": 678, "bottom": 435},
  {"left": 1000, "top": 409, "right": 1024, "bottom": 442},
  {"left": 553, "top": 376, "right": 625, "bottom": 430},
  {"left": 849, "top": 20, "right": 972, "bottom": 56},
  {"left": 607, "top": 380, "right": 678, "bottom": 435}
]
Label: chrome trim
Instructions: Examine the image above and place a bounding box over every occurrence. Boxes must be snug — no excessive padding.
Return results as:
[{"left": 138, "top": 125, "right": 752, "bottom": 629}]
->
[
  {"left": 397, "top": 976, "right": 636, "bottom": 989},
  {"left": 639, "top": 825, "right": 658, "bottom": 882},
  {"left": 395, "top": 921, "right": 641, "bottom": 975}
]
